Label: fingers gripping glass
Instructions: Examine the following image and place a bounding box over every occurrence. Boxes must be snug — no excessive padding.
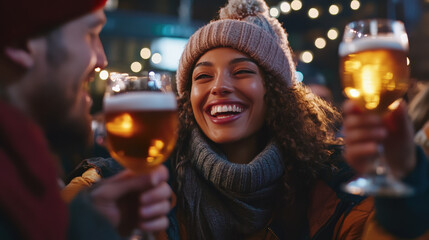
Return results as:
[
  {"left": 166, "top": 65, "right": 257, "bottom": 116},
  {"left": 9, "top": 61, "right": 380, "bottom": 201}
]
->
[{"left": 339, "top": 19, "right": 413, "bottom": 197}]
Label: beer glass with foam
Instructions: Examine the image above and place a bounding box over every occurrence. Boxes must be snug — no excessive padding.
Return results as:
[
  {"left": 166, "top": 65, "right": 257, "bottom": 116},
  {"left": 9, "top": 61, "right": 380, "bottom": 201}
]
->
[
  {"left": 339, "top": 19, "right": 413, "bottom": 196},
  {"left": 103, "top": 72, "right": 178, "bottom": 239}
]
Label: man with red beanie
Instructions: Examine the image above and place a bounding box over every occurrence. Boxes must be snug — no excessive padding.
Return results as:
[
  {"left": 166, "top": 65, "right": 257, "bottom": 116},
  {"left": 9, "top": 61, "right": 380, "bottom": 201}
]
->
[{"left": 0, "top": 0, "right": 171, "bottom": 239}]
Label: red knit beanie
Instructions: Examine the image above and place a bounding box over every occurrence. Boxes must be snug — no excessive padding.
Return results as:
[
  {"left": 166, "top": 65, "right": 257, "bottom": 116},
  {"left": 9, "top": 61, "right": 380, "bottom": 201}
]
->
[{"left": 0, "top": 0, "right": 107, "bottom": 48}]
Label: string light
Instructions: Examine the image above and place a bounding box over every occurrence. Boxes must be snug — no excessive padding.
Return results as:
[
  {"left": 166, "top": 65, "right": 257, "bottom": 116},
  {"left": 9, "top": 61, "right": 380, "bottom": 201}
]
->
[
  {"left": 308, "top": 8, "right": 319, "bottom": 19},
  {"left": 329, "top": 4, "right": 340, "bottom": 15},
  {"left": 130, "top": 62, "right": 142, "bottom": 73},
  {"left": 151, "top": 53, "right": 162, "bottom": 64},
  {"left": 269, "top": 7, "right": 280, "bottom": 18},
  {"left": 291, "top": 0, "right": 303, "bottom": 11},
  {"left": 327, "top": 28, "right": 339, "bottom": 40},
  {"left": 280, "top": 1, "right": 291, "bottom": 13},
  {"left": 351, "top": 0, "right": 360, "bottom": 10},
  {"left": 315, "top": 38, "right": 327, "bottom": 49},
  {"left": 140, "top": 48, "right": 151, "bottom": 60},
  {"left": 300, "top": 51, "right": 314, "bottom": 63},
  {"left": 264, "top": 1, "right": 363, "bottom": 63}
]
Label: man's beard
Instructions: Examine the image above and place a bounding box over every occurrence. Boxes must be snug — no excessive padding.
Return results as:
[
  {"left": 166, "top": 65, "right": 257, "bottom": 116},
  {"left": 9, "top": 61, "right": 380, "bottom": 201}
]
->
[
  {"left": 42, "top": 108, "right": 92, "bottom": 169},
  {"left": 29, "top": 81, "right": 93, "bottom": 174}
]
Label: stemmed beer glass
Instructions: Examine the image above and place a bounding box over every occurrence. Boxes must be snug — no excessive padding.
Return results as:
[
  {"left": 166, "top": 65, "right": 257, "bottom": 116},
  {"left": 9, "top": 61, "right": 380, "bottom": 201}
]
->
[
  {"left": 103, "top": 71, "right": 178, "bottom": 239},
  {"left": 339, "top": 19, "right": 413, "bottom": 196}
]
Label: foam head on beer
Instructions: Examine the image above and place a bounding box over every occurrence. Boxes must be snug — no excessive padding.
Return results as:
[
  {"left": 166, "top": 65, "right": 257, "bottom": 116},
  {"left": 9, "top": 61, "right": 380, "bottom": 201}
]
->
[
  {"left": 104, "top": 92, "right": 177, "bottom": 113},
  {"left": 339, "top": 35, "right": 408, "bottom": 58}
]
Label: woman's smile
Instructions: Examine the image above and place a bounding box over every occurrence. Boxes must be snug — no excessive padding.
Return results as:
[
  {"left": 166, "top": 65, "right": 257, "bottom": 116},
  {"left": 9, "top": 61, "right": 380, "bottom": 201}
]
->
[{"left": 205, "top": 101, "right": 247, "bottom": 123}]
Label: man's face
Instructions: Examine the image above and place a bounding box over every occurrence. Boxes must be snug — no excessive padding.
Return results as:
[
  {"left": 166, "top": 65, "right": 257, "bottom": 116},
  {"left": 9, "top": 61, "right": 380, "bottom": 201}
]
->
[{"left": 24, "top": 9, "right": 107, "bottom": 157}]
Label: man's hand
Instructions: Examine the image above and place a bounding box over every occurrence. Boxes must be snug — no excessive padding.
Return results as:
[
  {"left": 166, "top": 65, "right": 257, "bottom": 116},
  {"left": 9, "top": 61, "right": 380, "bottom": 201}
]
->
[{"left": 89, "top": 165, "right": 171, "bottom": 235}]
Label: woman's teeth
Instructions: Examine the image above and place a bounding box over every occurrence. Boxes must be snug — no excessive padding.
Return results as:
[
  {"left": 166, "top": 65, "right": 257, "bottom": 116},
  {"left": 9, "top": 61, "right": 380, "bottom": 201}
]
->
[{"left": 210, "top": 104, "right": 243, "bottom": 116}]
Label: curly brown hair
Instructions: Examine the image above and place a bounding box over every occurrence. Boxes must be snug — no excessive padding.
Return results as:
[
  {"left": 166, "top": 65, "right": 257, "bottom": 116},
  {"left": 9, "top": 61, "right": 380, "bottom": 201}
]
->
[{"left": 171, "top": 70, "right": 343, "bottom": 206}]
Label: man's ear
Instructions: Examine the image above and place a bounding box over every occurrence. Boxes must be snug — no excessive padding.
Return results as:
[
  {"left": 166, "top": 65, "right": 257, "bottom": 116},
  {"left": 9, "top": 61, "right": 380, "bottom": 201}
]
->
[{"left": 4, "top": 45, "right": 34, "bottom": 69}]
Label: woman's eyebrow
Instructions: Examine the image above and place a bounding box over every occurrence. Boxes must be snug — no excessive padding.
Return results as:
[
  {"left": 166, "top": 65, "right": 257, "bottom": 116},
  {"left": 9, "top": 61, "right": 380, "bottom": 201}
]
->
[
  {"left": 229, "top": 57, "right": 256, "bottom": 65},
  {"left": 194, "top": 61, "right": 212, "bottom": 69},
  {"left": 194, "top": 57, "right": 256, "bottom": 70}
]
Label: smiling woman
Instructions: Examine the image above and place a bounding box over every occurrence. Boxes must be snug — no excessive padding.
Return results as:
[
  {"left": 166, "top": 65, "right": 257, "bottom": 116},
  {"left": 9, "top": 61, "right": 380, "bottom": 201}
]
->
[
  {"left": 170, "top": 0, "right": 348, "bottom": 237},
  {"left": 164, "top": 0, "right": 429, "bottom": 239}
]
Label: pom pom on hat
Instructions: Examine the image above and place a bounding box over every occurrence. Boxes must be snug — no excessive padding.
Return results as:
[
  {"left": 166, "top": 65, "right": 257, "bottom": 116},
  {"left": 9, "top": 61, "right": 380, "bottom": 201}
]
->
[
  {"left": 220, "top": 0, "right": 291, "bottom": 56},
  {"left": 176, "top": 0, "right": 296, "bottom": 96},
  {"left": 0, "top": 0, "right": 107, "bottom": 48},
  {"left": 219, "top": 0, "right": 268, "bottom": 19}
]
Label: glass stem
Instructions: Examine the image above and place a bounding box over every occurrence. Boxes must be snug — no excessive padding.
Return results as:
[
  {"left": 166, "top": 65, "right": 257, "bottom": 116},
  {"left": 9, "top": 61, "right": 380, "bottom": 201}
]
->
[
  {"left": 374, "top": 144, "right": 388, "bottom": 176},
  {"left": 129, "top": 230, "right": 155, "bottom": 240}
]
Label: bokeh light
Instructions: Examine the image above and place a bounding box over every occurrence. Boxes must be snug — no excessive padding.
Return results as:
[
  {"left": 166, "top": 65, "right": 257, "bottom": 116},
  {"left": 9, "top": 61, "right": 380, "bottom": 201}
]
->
[
  {"left": 269, "top": 7, "right": 280, "bottom": 18},
  {"left": 280, "top": 1, "right": 291, "bottom": 13},
  {"left": 100, "top": 70, "right": 109, "bottom": 80},
  {"left": 315, "top": 37, "right": 327, "bottom": 49},
  {"left": 151, "top": 53, "right": 162, "bottom": 64},
  {"left": 327, "top": 28, "right": 339, "bottom": 40},
  {"left": 140, "top": 48, "right": 151, "bottom": 60},
  {"left": 130, "top": 62, "right": 142, "bottom": 73},
  {"left": 308, "top": 8, "right": 320, "bottom": 19},
  {"left": 351, "top": 0, "right": 360, "bottom": 10},
  {"left": 300, "top": 51, "right": 314, "bottom": 63},
  {"left": 296, "top": 71, "right": 304, "bottom": 82},
  {"left": 291, "top": 0, "right": 303, "bottom": 11},
  {"left": 329, "top": 4, "right": 340, "bottom": 15}
]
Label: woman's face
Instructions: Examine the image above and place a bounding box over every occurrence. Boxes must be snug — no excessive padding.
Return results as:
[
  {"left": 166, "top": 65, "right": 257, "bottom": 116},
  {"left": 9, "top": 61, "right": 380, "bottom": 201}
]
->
[{"left": 190, "top": 47, "right": 267, "bottom": 144}]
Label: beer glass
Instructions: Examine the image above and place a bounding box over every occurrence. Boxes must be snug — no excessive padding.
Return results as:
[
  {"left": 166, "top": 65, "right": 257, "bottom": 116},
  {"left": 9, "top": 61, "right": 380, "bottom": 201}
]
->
[
  {"left": 103, "top": 72, "right": 178, "bottom": 239},
  {"left": 339, "top": 19, "right": 413, "bottom": 196}
]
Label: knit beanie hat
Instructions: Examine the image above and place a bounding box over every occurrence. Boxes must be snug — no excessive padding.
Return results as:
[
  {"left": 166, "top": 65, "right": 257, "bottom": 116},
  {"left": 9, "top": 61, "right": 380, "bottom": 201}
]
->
[
  {"left": 176, "top": 0, "right": 296, "bottom": 96},
  {"left": 0, "top": 0, "right": 107, "bottom": 48}
]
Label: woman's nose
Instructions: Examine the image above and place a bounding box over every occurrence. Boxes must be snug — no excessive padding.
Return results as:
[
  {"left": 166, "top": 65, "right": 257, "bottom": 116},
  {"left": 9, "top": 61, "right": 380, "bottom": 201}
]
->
[{"left": 210, "top": 73, "right": 233, "bottom": 95}]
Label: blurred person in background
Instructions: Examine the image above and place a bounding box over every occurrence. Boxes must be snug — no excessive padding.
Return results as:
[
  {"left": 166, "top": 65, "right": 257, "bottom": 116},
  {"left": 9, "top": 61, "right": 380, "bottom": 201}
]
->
[
  {"left": 0, "top": 0, "right": 171, "bottom": 239},
  {"left": 409, "top": 81, "right": 429, "bottom": 156},
  {"left": 66, "top": 0, "right": 429, "bottom": 239},
  {"left": 299, "top": 64, "right": 335, "bottom": 105},
  {"left": 407, "top": 3, "right": 429, "bottom": 157}
]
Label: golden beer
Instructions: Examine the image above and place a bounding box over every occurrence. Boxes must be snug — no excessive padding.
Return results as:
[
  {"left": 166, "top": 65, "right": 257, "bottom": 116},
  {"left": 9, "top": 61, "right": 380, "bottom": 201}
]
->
[
  {"left": 104, "top": 92, "right": 178, "bottom": 173},
  {"left": 339, "top": 37, "right": 409, "bottom": 113}
]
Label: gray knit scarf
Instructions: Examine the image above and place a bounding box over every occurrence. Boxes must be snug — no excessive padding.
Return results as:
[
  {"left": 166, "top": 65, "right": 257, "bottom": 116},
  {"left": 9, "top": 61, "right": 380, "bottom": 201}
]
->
[{"left": 181, "top": 128, "right": 285, "bottom": 240}]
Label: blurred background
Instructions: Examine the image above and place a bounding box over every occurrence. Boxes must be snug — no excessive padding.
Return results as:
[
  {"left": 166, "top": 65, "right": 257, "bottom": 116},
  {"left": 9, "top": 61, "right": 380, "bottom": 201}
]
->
[{"left": 91, "top": 0, "right": 428, "bottom": 113}]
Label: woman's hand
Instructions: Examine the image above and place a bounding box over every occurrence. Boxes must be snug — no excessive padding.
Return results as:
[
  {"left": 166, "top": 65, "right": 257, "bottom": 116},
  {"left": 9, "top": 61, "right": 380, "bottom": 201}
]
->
[{"left": 342, "top": 100, "right": 416, "bottom": 179}]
